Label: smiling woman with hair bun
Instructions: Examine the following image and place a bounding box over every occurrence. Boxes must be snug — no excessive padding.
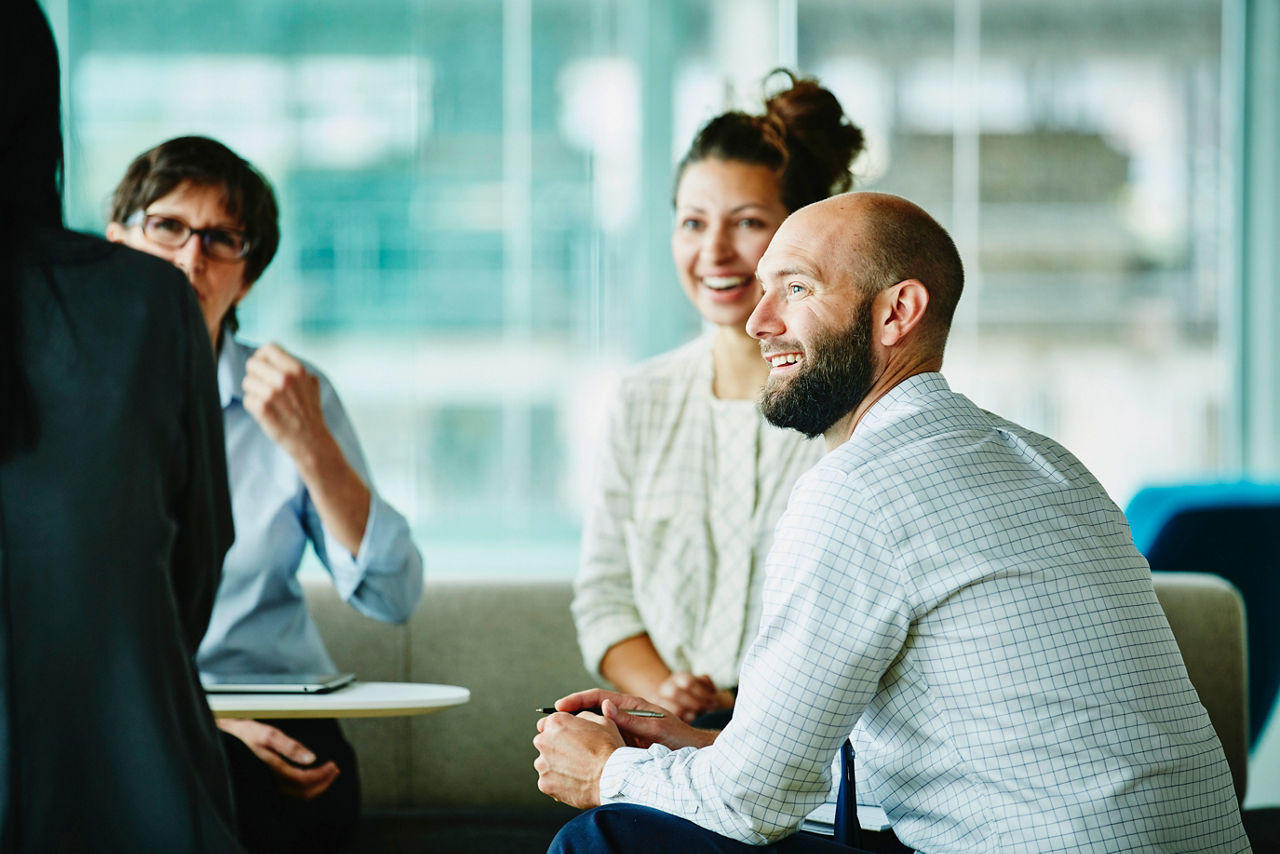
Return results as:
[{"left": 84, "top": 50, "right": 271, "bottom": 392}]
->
[{"left": 572, "top": 70, "right": 865, "bottom": 728}]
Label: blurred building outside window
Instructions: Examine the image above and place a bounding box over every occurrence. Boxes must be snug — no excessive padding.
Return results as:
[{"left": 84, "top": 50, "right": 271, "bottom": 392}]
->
[{"left": 50, "top": 0, "right": 1234, "bottom": 579}]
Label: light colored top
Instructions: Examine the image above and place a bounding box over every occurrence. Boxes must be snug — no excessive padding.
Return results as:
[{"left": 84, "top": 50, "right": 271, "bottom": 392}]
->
[
  {"left": 196, "top": 335, "right": 424, "bottom": 675},
  {"left": 573, "top": 334, "right": 823, "bottom": 687},
  {"left": 208, "top": 682, "right": 470, "bottom": 719},
  {"left": 601, "top": 373, "right": 1249, "bottom": 852}
]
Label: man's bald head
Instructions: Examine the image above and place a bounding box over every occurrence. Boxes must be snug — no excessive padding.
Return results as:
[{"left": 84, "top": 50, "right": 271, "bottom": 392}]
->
[{"left": 784, "top": 192, "right": 965, "bottom": 355}]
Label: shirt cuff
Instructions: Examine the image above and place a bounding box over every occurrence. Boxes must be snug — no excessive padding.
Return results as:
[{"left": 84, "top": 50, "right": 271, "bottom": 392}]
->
[
  {"left": 599, "top": 745, "right": 657, "bottom": 803},
  {"left": 323, "top": 491, "right": 422, "bottom": 619},
  {"left": 323, "top": 493, "right": 385, "bottom": 585}
]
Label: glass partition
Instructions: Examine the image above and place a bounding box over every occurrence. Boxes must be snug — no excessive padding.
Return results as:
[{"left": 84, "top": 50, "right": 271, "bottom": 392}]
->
[{"left": 52, "top": 0, "right": 1232, "bottom": 576}]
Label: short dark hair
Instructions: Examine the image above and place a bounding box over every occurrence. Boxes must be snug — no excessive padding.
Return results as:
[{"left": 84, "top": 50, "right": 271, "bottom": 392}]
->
[
  {"left": 858, "top": 195, "right": 966, "bottom": 349},
  {"left": 675, "top": 70, "right": 865, "bottom": 213},
  {"left": 109, "top": 136, "right": 280, "bottom": 287}
]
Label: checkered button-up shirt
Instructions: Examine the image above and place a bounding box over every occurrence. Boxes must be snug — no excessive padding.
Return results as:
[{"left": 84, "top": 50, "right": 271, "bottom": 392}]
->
[
  {"left": 573, "top": 335, "right": 823, "bottom": 688},
  {"left": 601, "top": 372, "right": 1249, "bottom": 853}
]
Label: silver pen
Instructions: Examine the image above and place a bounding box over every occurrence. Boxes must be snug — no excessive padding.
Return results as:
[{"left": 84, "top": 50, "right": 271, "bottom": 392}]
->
[{"left": 536, "top": 706, "right": 664, "bottom": 717}]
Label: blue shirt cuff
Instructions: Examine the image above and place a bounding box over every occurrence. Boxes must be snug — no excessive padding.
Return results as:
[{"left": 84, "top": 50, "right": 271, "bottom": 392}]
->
[{"left": 322, "top": 492, "right": 423, "bottom": 621}]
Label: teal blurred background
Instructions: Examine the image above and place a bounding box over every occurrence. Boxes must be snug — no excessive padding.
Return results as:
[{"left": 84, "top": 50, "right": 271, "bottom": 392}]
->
[{"left": 37, "top": 0, "right": 1280, "bottom": 809}]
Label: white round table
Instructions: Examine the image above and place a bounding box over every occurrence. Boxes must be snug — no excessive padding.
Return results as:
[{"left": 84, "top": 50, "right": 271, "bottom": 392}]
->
[{"left": 208, "top": 681, "right": 470, "bottom": 719}]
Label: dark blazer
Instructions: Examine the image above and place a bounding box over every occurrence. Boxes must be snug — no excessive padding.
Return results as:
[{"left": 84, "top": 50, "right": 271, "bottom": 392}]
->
[{"left": 0, "top": 228, "right": 240, "bottom": 851}]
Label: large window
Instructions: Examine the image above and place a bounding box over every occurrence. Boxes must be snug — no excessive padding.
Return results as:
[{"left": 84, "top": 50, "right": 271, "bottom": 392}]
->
[
  {"left": 52, "top": 0, "right": 1234, "bottom": 578},
  {"left": 798, "top": 1, "right": 1230, "bottom": 503},
  {"left": 50, "top": 0, "right": 1280, "bottom": 811}
]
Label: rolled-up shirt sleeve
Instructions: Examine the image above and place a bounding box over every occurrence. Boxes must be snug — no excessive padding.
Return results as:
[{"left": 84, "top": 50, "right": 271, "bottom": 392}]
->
[{"left": 306, "top": 374, "right": 424, "bottom": 623}]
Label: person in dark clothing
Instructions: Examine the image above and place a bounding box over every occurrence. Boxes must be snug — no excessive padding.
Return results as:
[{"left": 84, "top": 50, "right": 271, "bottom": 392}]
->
[{"left": 0, "top": 2, "right": 241, "bottom": 850}]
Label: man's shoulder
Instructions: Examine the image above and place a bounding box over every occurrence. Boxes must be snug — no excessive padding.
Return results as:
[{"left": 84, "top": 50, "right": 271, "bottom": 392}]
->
[
  {"left": 785, "top": 451, "right": 873, "bottom": 518},
  {"left": 823, "top": 374, "right": 1108, "bottom": 522},
  {"left": 829, "top": 376, "right": 980, "bottom": 468},
  {"left": 806, "top": 377, "right": 1021, "bottom": 509}
]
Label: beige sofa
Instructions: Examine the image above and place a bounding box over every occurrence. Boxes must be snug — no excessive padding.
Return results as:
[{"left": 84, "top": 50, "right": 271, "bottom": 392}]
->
[
  {"left": 303, "top": 570, "right": 1248, "bottom": 852},
  {"left": 304, "top": 576, "right": 587, "bottom": 852}
]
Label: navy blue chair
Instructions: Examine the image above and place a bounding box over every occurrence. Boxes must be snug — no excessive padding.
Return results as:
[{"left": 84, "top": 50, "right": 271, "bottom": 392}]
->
[{"left": 1126, "top": 481, "right": 1280, "bottom": 745}]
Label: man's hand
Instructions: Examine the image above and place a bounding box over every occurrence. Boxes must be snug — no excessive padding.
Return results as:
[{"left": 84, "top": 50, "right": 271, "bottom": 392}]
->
[
  {"left": 653, "top": 672, "right": 734, "bottom": 723},
  {"left": 533, "top": 707, "right": 624, "bottom": 809},
  {"left": 552, "top": 690, "right": 719, "bottom": 751},
  {"left": 217, "top": 718, "right": 339, "bottom": 800},
  {"left": 241, "top": 343, "right": 331, "bottom": 464}
]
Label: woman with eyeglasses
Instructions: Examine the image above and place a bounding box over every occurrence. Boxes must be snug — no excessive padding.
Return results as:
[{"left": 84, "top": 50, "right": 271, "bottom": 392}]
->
[
  {"left": 572, "top": 72, "right": 865, "bottom": 728},
  {"left": 107, "top": 136, "right": 424, "bottom": 854}
]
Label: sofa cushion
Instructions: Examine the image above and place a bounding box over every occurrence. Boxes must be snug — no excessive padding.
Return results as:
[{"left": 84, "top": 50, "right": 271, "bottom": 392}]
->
[
  {"left": 405, "top": 578, "right": 591, "bottom": 808},
  {"left": 304, "top": 576, "right": 591, "bottom": 810}
]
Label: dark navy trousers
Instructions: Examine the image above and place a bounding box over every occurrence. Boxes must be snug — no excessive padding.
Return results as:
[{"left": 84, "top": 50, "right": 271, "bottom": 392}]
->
[
  {"left": 547, "top": 803, "right": 873, "bottom": 854},
  {"left": 549, "top": 741, "right": 873, "bottom": 853}
]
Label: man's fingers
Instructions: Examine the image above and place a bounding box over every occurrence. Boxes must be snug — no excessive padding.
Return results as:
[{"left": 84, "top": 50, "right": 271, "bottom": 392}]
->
[{"left": 553, "top": 688, "right": 611, "bottom": 712}]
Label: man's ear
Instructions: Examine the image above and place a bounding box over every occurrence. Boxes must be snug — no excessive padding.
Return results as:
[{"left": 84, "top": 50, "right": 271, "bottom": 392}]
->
[
  {"left": 875, "top": 279, "right": 929, "bottom": 348},
  {"left": 105, "top": 222, "right": 125, "bottom": 244}
]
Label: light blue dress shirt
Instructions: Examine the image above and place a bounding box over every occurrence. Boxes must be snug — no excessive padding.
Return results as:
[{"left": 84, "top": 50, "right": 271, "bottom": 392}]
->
[{"left": 196, "top": 334, "right": 424, "bottom": 675}]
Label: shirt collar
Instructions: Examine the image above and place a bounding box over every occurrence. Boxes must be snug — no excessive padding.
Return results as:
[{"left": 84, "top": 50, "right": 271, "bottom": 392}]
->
[
  {"left": 854, "top": 371, "right": 951, "bottom": 437},
  {"left": 217, "top": 329, "right": 249, "bottom": 409}
]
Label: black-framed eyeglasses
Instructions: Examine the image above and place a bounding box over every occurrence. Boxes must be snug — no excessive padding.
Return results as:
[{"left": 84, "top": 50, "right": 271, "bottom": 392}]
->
[{"left": 126, "top": 211, "right": 251, "bottom": 261}]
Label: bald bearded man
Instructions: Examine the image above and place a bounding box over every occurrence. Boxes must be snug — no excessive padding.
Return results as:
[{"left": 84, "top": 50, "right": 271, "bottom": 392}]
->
[{"left": 534, "top": 193, "right": 1248, "bottom": 854}]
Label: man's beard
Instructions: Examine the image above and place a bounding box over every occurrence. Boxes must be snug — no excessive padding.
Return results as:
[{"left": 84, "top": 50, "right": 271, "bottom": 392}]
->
[{"left": 759, "top": 305, "right": 876, "bottom": 439}]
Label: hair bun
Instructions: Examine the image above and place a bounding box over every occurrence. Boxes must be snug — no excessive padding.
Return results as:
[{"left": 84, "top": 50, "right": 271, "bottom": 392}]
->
[
  {"left": 763, "top": 70, "right": 865, "bottom": 209},
  {"left": 675, "top": 68, "right": 865, "bottom": 212}
]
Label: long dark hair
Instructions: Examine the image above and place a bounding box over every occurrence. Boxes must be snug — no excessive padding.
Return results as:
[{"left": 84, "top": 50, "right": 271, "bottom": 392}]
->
[
  {"left": 1, "top": 0, "right": 65, "bottom": 462},
  {"left": 674, "top": 69, "right": 865, "bottom": 214}
]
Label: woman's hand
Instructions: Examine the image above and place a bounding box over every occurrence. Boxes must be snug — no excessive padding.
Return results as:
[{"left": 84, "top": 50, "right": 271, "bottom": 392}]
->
[
  {"left": 241, "top": 342, "right": 371, "bottom": 556},
  {"left": 598, "top": 638, "right": 734, "bottom": 724},
  {"left": 217, "top": 718, "right": 339, "bottom": 800},
  {"left": 653, "top": 672, "right": 733, "bottom": 723},
  {"left": 241, "top": 343, "right": 331, "bottom": 463}
]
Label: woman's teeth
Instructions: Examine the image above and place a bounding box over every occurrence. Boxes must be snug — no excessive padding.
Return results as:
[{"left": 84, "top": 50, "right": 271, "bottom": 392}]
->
[{"left": 702, "top": 276, "right": 750, "bottom": 291}]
